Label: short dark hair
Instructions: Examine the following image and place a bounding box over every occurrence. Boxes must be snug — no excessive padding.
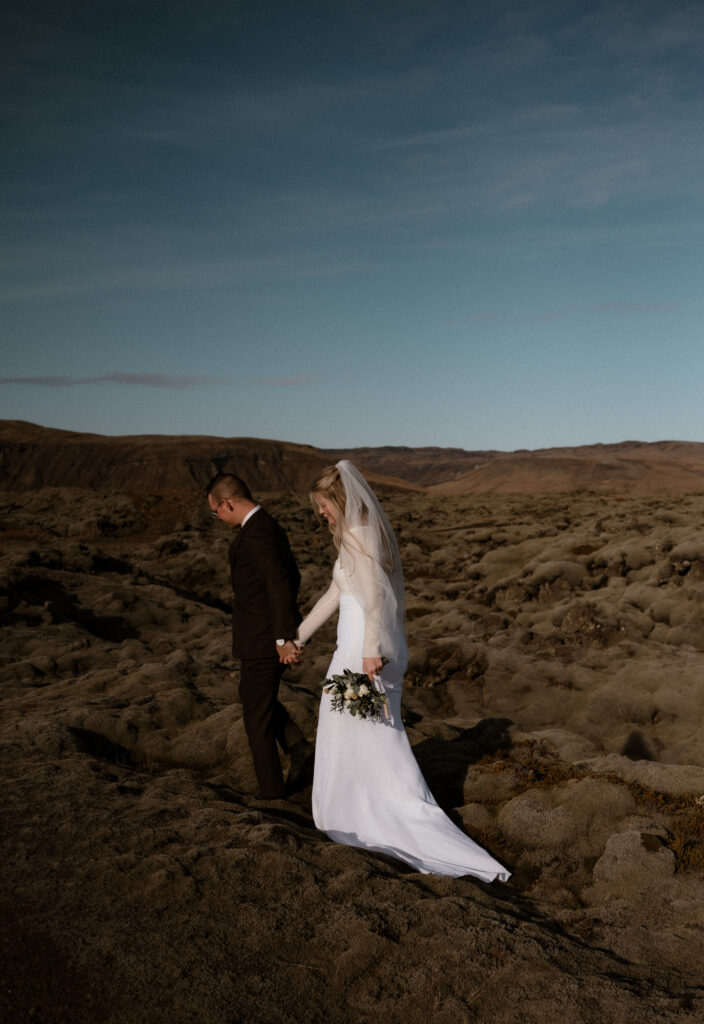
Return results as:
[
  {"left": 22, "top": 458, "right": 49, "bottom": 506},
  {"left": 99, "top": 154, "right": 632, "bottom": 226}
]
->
[{"left": 206, "top": 472, "right": 254, "bottom": 502}]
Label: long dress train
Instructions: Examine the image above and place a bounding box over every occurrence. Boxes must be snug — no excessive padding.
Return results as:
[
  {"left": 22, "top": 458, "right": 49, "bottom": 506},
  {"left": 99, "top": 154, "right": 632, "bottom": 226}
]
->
[{"left": 303, "top": 565, "right": 510, "bottom": 883}]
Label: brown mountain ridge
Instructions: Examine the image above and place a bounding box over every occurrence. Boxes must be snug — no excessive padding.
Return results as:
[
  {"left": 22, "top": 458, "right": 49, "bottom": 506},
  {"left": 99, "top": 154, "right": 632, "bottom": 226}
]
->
[{"left": 1, "top": 421, "right": 702, "bottom": 494}]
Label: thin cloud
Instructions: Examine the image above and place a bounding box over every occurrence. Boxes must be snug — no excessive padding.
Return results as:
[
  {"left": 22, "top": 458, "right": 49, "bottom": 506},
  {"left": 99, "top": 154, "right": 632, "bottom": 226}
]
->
[
  {"left": 514, "top": 103, "right": 580, "bottom": 125},
  {"left": 377, "top": 103, "right": 578, "bottom": 152},
  {"left": 254, "top": 375, "right": 320, "bottom": 387},
  {"left": 377, "top": 125, "right": 479, "bottom": 151},
  {"left": 573, "top": 301, "right": 679, "bottom": 316},
  {"left": 0, "top": 252, "right": 390, "bottom": 304},
  {"left": 0, "top": 373, "right": 221, "bottom": 389},
  {"left": 0, "top": 372, "right": 320, "bottom": 389},
  {"left": 599, "top": 3, "right": 704, "bottom": 57},
  {"left": 460, "top": 300, "right": 680, "bottom": 326}
]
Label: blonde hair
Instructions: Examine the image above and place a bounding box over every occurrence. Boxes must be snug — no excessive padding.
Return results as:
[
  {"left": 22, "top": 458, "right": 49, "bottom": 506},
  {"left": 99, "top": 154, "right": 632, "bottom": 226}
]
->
[{"left": 310, "top": 464, "right": 347, "bottom": 551}]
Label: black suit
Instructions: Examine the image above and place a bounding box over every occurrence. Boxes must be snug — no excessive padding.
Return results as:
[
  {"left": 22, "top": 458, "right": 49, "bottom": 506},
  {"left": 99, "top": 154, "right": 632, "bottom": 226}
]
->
[{"left": 230, "top": 507, "right": 304, "bottom": 798}]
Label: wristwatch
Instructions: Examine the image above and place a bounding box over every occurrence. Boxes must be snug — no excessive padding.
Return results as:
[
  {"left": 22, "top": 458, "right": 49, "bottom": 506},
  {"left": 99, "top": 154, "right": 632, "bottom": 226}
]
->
[{"left": 276, "top": 638, "right": 287, "bottom": 647}]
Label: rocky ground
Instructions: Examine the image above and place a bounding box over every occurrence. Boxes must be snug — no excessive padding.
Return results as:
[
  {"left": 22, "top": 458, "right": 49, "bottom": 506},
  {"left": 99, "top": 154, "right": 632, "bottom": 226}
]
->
[{"left": 2, "top": 486, "right": 704, "bottom": 1022}]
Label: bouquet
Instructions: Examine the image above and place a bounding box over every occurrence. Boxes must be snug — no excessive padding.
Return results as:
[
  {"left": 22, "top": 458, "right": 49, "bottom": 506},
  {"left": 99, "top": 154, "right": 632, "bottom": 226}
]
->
[{"left": 324, "top": 661, "right": 390, "bottom": 721}]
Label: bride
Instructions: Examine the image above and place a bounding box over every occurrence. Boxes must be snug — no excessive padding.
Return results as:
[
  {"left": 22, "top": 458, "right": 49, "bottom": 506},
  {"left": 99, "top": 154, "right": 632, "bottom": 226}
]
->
[{"left": 295, "top": 460, "right": 510, "bottom": 882}]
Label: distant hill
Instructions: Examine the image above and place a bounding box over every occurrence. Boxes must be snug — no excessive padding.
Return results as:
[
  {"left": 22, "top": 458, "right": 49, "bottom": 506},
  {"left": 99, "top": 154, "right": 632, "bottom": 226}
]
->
[
  {"left": 0, "top": 421, "right": 417, "bottom": 494},
  {"left": 328, "top": 440, "right": 704, "bottom": 494},
  {"left": 425, "top": 441, "right": 704, "bottom": 495},
  {"left": 0, "top": 422, "right": 702, "bottom": 494},
  {"left": 324, "top": 446, "right": 497, "bottom": 486}
]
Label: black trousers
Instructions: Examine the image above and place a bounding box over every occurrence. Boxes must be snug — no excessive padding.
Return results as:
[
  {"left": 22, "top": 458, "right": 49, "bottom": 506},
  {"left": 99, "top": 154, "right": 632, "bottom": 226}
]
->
[{"left": 239, "top": 656, "right": 304, "bottom": 798}]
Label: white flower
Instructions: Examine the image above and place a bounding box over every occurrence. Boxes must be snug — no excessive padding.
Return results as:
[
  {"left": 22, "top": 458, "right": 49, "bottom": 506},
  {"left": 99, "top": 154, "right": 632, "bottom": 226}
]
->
[
  {"left": 358, "top": 684, "right": 370, "bottom": 696},
  {"left": 344, "top": 687, "right": 356, "bottom": 700}
]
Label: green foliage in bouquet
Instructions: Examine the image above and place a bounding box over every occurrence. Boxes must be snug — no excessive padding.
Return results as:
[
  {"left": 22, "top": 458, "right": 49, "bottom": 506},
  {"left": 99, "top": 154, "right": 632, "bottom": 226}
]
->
[{"left": 324, "top": 661, "right": 390, "bottom": 721}]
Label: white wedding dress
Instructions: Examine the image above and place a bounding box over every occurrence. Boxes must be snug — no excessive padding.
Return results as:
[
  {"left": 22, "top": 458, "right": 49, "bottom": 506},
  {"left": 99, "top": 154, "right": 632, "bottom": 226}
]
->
[{"left": 298, "top": 542, "right": 510, "bottom": 883}]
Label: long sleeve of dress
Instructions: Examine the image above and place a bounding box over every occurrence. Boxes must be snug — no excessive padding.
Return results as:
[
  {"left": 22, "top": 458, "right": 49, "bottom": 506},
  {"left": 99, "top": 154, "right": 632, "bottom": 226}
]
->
[
  {"left": 296, "top": 579, "right": 341, "bottom": 646},
  {"left": 344, "top": 526, "right": 384, "bottom": 659}
]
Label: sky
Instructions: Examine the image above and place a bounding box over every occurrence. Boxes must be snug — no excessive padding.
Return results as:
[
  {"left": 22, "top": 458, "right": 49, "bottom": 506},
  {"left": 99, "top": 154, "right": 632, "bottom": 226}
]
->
[{"left": 2, "top": 0, "right": 703, "bottom": 451}]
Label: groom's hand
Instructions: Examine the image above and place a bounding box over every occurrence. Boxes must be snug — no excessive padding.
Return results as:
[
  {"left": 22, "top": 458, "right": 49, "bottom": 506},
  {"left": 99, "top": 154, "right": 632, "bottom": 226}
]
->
[{"left": 277, "top": 640, "right": 302, "bottom": 664}]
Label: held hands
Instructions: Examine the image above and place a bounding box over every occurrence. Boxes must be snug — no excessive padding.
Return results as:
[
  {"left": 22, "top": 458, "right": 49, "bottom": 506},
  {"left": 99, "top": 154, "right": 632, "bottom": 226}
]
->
[
  {"left": 362, "top": 656, "right": 384, "bottom": 682},
  {"left": 279, "top": 646, "right": 382, "bottom": 676},
  {"left": 277, "top": 640, "right": 303, "bottom": 665}
]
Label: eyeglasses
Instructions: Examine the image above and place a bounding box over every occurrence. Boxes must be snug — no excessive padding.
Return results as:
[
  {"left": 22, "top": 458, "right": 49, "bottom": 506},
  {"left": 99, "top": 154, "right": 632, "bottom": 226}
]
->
[{"left": 210, "top": 498, "right": 229, "bottom": 519}]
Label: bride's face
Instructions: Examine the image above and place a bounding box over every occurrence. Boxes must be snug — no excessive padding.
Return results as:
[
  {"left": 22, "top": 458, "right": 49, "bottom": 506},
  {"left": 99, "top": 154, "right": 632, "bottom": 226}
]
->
[{"left": 314, "top": 492, "right": 337, "bottom": 526}]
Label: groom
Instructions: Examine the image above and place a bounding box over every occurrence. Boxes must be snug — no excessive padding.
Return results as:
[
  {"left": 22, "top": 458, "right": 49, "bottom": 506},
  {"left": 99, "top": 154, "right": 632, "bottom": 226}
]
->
[{"left": 207, "top": 472, "right": 312, "bottom": 799}]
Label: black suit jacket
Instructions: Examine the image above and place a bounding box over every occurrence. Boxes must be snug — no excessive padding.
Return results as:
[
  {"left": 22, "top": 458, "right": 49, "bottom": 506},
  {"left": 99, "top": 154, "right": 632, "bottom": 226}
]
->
[{"left": 229, "top": 507, "right": 302, "bottom": 659}]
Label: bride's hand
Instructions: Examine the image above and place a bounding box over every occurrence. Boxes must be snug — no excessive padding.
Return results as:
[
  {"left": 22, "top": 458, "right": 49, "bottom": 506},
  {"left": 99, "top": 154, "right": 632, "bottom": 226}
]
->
[{"left": 363, "top": 657, "right": 383, "bottom": 682}]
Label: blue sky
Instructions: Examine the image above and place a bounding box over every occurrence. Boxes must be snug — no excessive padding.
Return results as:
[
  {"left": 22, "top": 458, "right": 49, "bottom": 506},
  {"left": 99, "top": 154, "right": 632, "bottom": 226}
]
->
[{"left": 2, "top": 0, "right": 703, "bottom": 449}]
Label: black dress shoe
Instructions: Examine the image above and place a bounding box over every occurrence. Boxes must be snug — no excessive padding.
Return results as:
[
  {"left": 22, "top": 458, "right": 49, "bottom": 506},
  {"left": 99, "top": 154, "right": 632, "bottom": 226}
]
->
[{"left": 286, "top": 738, "right": 314, "bottom": 792}]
